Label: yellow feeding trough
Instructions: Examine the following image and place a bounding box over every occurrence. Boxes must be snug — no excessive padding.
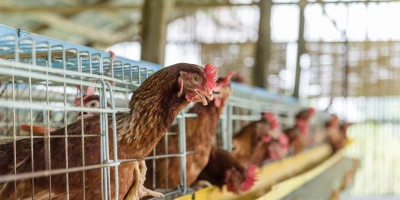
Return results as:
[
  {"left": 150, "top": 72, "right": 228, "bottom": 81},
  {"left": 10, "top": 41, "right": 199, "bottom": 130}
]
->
[{"left": 176, "top": 140, "right": 353, "bottom": 200}]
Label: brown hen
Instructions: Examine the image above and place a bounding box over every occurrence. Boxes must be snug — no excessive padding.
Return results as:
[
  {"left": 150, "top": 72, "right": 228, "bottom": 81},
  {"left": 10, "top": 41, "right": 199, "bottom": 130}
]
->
[
  {"left": 326, "top": 115, "right": 344, "bottom": 153},
  {"left": 283, "top": 107, "right": 315, "bottom": 154},
  {"left": 195, "top": 146, "right": 257, "bottom": 194},
  {"left": 231, "top": 112, "right": 274, "bottom": 168},
  {"left": 143, "top": 72, "right": 234, "bottom": 192}
]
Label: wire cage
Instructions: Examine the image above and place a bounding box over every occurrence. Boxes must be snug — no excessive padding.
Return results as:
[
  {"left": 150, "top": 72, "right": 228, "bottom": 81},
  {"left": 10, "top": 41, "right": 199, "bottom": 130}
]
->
[
  {"left": 0, "top": 24, "right": 164, "bottom": 199},
  {"left": 0, "top": 24, "right": 330, "bottom": 200}
]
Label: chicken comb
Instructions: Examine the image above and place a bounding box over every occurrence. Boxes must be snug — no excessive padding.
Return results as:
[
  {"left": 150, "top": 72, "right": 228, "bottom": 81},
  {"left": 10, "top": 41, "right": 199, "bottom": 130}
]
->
[
  {"left": 263, "top": 112, "right": 279, "bottom": 129},
  {"left": 219, "top": 71, "right": 236, "bottom": 86},
  {"left": 279, "top": 133, "right": 290, "bottom": 147},
  {"left": 328, "top": 115, "right": 340, "bottom": 126},
  {"left": 86, "top": 86, "right": 95, "bottom": 96},
  {"left": 109, "top": 51, "right": 116, "bottom": 60},
  {"left": 241, "top": 165, "right": 258, "bottom": 191},
  {"left": 263, "top": 112, "right": 275, "bottom": 121},
  {"left": 342, "top": 122, "right": 354, "bottom": 129},
  {"left": 76, "top": 85, "right": 95, "bottom": 96},
  {"left": 74, "top": 85, "right": 95, "bottom": 106},
  {"left": 296, "top": 120, "right": 309, "bottom": 135},
  {"left": 262, "top": 134, "right": 272, "bottom": 143},
  {"left": 231, "top": 72, "right": 245, "bottom": 83},
  {"left": 204, "top": 64, "right": 218, "bottom": 91},
  {"left": 108, "top": 51, "right": 116, "bottom": 86}
]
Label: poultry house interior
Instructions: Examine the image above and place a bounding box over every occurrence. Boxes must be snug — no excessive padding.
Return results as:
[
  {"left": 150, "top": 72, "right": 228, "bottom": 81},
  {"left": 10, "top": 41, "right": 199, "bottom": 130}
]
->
[{"left": 0, "top": 0, "right": 399, "bottom": 200}]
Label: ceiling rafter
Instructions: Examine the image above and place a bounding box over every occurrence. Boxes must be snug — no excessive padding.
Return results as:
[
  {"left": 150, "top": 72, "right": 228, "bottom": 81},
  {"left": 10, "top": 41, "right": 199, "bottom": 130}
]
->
[
  {"left": 0, "top": 4, "right": 142, "bottom": 14},
  {"left": 0, "top": 0, "right": 138, "bottom": 46},
  {"left": 31, "top": 0, "right": 114, "bottom": 34},
  {"left": 1, "top": 0, "right": 398, "bottom": 14},
  {"left": 29, "top": 12, "right": 138, "bottom": 45}
]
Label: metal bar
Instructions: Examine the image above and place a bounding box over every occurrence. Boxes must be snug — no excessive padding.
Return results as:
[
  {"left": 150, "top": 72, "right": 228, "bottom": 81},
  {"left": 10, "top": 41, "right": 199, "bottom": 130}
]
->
[
  {"left": 221, "top": 106, "right": 228, "bottom": 150},
  {"left": 178, "top": 111, "right": 187, "bottom": 194},
  {"left": 12, "top": 31, "right": 18, "bottom": 199},
  {"left": 99, "top": 80, "right": 112, "bottom": 200},
  {"left": 0, "top": 135, "right": 106, "bottom": 139},
  {"left": 118, "top": 151, "right": 195, "bottom": 163},
  {"left": 226, "top": 104, "right": 233, "bottom": 151},
  {"left": 97, "top": 66, "right": 108, "bottom": 200},
  {"left": 0, "top": 60, "right": 139, "bottom": 90},
  {"left": 28, "top": 38, "right": 35, "bottom": 198},
  {"left": 45, "top": 42, "right": 53, "bottom": 200},
  {"left": 0, "top": 100, "right": 128, "bottom": 113},
  {"left": 62, "top": 48, "right": 70, "bottom": 200},
  {"left": 77, "top": 55, "right": 86, "bottom": 200},
  {"left": 0, "top": 162, "right": 120, "bottom": 183},
  {"left": 106, "top": 81, "right": 119, "bottom": 200}
]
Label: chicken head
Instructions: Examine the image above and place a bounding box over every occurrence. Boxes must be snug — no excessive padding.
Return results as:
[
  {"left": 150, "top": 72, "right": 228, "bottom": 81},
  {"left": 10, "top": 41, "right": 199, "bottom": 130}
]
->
[
  {"left": 178, "top": 64, "right": 217, "bottom": 105},
  {"left": 213, "top": 71, "right": 235, "bottom": 107},
  {"left": 225, "top": 164, "right": 257, "bottom": 194},
  {"left": 74, "top": 85, "right": 99, "bottom": 120}
]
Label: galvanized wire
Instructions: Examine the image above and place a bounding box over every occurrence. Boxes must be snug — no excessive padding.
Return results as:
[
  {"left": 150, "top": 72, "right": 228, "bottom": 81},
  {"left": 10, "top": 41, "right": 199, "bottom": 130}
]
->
[{"left": 0, "top": 26, "right": 316, "bottom": 199}]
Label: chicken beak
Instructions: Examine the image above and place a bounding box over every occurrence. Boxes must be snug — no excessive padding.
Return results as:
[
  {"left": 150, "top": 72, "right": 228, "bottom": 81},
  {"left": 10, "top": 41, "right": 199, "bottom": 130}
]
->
[
  {"left": 195, "top": 89, "right": 214, "bottom": 106},
  {"left": 204, "top": 88, "right": 213, "bottom": 101}
]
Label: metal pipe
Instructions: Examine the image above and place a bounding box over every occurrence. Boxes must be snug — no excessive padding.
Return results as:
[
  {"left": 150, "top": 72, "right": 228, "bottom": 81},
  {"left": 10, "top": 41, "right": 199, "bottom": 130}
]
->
[
  {"left": 178, "top": 111, "right": 187, "bottom": 194},
  {"left": 106, "top": 81, "right": 119, "bottom": 200}
]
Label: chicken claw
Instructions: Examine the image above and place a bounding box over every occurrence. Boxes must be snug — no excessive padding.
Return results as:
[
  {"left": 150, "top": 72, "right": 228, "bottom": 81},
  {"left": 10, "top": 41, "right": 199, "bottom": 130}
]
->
[
  {"left": 137, "top": 160, "right": 164, "bottom": 198},
  {"left": 125, "top": 160, "right": 164, "bottom": 200},
  {"left": 124, "top": 161, "right": 140, "bottom": 200},
  {"left": 139, "top": 187, "right": 164, "bottom": 198}
]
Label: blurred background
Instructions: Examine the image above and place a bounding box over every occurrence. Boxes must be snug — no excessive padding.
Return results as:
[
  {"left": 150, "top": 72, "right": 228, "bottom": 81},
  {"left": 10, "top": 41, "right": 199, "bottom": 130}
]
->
[{"left": 0, "top": 0, "right": 399, "bottom": 199}]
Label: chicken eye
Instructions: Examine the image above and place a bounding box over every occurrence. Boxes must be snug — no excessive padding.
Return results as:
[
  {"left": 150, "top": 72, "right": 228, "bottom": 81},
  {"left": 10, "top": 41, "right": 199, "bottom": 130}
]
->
[
  {"left": 89, "top": 101, "right": 98, "bottom": 108},
  {"left": 192, "top": 75, "right": 201, "bottom": 83}
]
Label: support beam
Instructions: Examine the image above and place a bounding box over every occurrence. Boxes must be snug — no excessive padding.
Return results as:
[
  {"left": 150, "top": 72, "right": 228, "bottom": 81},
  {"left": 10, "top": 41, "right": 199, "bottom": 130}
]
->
[
  {"left": 0, "top": 0, "right": 137, "bottom": 46},
  {"left": 253, "top": 0, "right": 272, "bottom": 88},
  {"left": 141, "top": 0, "right": 174, "bottom": 65},
  {"left": 0, "top": 2, "right": 254, "bottom": 14},
  {"left": 0, "top": 0, "right": 398, "bottom": 14},
  {"left": 0, "top": 4, "right": 142, "bottom": 14},
  {"left": 31, "top": 0, "right": 122, "bottom": 34},
  {"left": 29, "top": 12, "right": 138, "bottom": 45},
  {"left": 293, "top": 1, "right": 306, "bottom": 98}
]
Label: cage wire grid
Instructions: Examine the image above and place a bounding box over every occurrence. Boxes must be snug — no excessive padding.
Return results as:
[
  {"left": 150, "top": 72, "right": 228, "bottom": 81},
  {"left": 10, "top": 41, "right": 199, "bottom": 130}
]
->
[{"left": 0, "top": 25, "right": 326, "bottom": 200}]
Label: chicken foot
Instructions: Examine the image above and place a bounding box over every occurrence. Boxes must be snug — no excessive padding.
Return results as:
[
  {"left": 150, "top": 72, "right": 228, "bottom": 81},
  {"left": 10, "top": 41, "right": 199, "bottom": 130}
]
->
[{"left": 124, "top": 160, "right": 164, "bottom": 200}]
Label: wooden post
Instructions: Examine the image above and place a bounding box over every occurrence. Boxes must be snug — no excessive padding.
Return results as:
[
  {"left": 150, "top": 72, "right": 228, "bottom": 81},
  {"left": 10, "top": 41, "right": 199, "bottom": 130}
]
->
[
  {"left": 253, "top": 0, "right": 273, "bottom": 88},
  {"left": 293, "top": 0, "right": 306, "bottom": 98},
  {"left": 141, "top": 0, "right": 174, "bottom": 65}
]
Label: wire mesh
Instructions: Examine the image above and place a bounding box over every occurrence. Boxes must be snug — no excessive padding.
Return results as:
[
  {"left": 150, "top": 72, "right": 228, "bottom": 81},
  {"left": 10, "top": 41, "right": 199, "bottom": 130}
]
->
[
  {"left": 0, "top": 24, "right": 326, "bottom": 199},
  {"left": 0, "top": 25, "right": 165, "bottom": 200}
]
